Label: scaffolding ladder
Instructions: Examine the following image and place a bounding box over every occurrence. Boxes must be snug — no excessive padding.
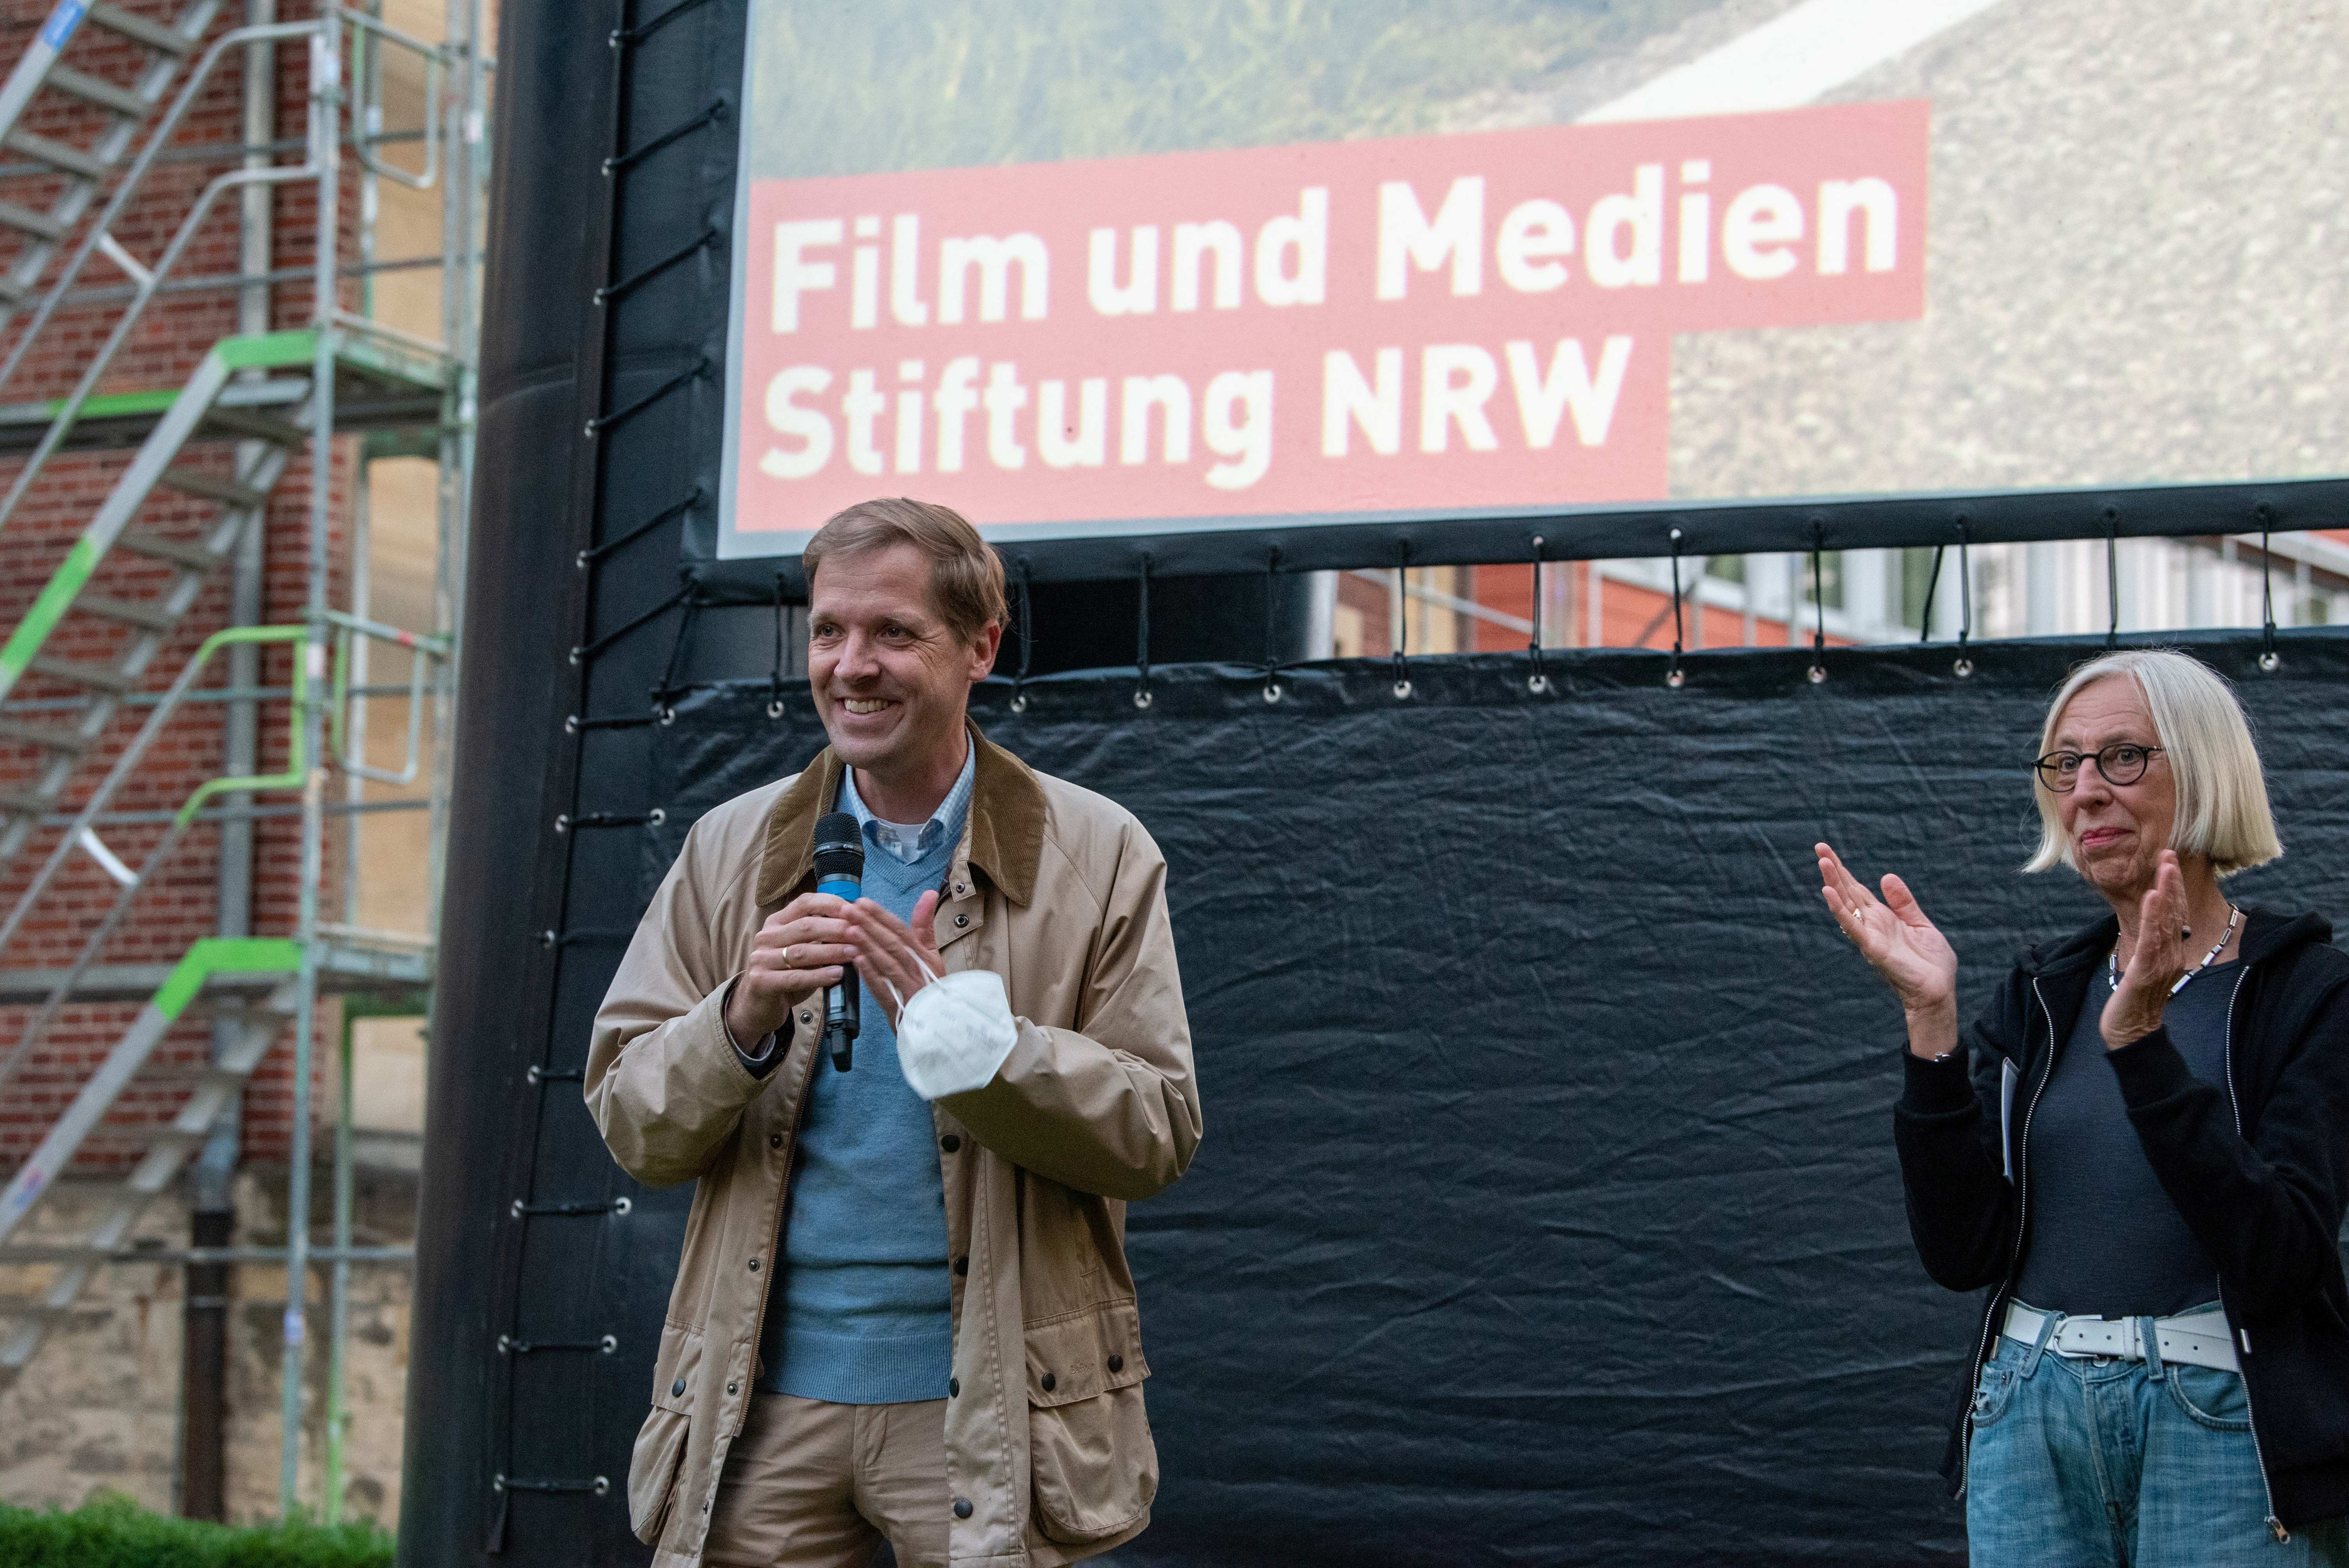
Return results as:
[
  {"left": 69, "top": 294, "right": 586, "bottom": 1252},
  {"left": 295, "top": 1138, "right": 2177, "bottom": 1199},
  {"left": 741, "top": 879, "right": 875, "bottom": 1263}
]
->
[
  {"left": 0, "top": 0, "right": 219, "bottom": 324},
  {"left": 0, "top": 325, "right": 449, "bottom": 876},
  {"left": 0, "top": 0, "right": 488, "bottom": 1522}
]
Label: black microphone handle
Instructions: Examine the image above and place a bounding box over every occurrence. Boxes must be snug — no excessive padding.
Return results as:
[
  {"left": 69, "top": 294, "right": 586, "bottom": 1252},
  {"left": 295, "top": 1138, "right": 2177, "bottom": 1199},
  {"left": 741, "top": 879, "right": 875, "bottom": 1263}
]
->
[
  {"left": 811, "top": 808, "right": 864, "bottom": 1073},
  {"left": 828, "top": 971, "right": 859, "bottom": 1072}
]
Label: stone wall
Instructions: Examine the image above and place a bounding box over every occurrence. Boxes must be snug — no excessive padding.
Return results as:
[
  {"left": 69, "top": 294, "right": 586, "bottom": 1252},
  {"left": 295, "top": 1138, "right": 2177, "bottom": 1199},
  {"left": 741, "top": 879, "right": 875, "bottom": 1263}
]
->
[{"left": 0, "top": 1162, "right": 416, "bottom": 1527}]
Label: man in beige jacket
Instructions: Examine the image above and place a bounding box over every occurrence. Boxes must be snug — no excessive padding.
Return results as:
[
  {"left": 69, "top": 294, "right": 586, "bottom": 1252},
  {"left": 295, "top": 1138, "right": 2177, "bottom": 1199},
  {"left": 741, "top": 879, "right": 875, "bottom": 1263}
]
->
[{"left": 586, "top": 498, "right": 1201, "bottom": 1568}]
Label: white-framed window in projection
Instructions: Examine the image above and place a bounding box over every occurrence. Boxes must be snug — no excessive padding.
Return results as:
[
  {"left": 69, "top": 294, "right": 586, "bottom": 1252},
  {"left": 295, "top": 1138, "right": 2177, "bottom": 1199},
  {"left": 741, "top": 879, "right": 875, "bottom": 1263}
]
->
[{"left": 713, "top": 0, "right": 2349, "bottom": 562}]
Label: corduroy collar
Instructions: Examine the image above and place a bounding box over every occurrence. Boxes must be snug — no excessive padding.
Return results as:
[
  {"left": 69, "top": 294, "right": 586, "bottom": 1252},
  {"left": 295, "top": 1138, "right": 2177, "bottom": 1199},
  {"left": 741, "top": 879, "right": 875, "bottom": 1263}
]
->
[{"left": 755, "top": 722, "right": 1045, "bottom": 907}]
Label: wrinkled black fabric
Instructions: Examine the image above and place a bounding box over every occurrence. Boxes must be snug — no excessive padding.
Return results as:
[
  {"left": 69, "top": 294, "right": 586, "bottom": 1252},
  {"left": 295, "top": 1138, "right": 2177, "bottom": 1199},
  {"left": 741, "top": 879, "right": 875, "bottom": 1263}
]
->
[{"left": 626, "top": 632, "right": 2349, "bottom": 1567}]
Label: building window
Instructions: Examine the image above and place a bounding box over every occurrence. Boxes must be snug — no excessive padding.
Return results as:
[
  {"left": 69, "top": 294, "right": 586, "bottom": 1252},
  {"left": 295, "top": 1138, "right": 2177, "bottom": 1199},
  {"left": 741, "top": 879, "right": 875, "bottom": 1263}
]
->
[
  {"left": 1802, "top": 550, "right": 1844, "bottom": 611},
  {"left": 1899, "top": 546, "right": 1939, "bottom": 630}
]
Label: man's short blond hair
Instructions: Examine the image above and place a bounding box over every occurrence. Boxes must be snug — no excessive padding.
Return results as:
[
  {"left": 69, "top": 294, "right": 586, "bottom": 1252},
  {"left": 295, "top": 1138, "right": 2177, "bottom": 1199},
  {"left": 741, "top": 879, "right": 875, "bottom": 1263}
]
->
[
  {"left": 2025, "top": 648, "right": 2282, "bottom": 877},
  {"left": 801, "top": 498, "right": 1007, "bottom": 644}
]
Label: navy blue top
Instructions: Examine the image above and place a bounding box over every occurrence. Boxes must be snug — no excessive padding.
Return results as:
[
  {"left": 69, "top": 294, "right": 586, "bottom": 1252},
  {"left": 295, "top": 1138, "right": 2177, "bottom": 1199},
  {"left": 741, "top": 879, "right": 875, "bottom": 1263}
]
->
[{"left": 2013, "top": 959, "right": 2241, "bottom": 1317}]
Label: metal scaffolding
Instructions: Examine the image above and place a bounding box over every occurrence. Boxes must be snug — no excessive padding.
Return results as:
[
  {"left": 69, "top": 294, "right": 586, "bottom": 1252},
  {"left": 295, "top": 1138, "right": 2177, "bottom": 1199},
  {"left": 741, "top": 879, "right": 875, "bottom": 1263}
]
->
[{"left": 0, "top": 0, "right": 489, "bottom": 1522}]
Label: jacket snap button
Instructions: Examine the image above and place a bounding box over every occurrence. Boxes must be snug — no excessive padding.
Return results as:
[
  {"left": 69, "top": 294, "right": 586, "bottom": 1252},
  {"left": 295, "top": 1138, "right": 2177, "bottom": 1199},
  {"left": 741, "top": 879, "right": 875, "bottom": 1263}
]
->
[
  {"left": 1040, "top": 1372, "right": 1055, "bottom": 1392},
  {"left": 948, "top": 1377, "right": 960, "bottom": 1397},
  {"left": 671, "top": 1377, "right": 686, "bottom": 1397},
  {"left": 726, "top": 1381, "right": 738, "bottom": 1395},
  {"left": 800, "top": 1011, "right": 813, "bottom": 1025},
  {"left": 940, "top": 1134, "right": 961, "bottom": 1153},
  {"left": 953, "top": 1499, "right": 973, "bottom": 1520},
  {"left": 768, "top": 1133, "right": 782, "bottom": 1148},
  {"left": 953, "top": 1255, "right": 968, "bottom": 1276},
  {"left": 1107, "top": 1355, "right": 1123, "bottom": 1373},
  {"left": 954, "top": 914, "right": 969, "bottom": 928},
  {"left": 747, "top": 1258, "right": 760, "bottom": 1272}
]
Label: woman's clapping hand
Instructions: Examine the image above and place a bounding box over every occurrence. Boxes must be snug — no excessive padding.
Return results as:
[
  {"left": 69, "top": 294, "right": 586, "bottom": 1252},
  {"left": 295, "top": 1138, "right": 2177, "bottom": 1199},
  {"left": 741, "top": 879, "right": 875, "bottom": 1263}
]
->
[
  {"left": 1816, "top": 841, "right": 1961, "bottom": 1059},
  {"left": 2100, "top": 849, "right": 2192, "bottom": 1051}
]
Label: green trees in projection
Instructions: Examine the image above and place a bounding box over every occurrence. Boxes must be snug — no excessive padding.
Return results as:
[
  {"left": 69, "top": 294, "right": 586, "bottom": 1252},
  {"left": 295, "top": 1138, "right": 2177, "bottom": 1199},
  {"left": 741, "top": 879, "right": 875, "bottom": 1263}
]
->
[{"left": 747, "top": 0, "right": 1714, "bottom": 176}]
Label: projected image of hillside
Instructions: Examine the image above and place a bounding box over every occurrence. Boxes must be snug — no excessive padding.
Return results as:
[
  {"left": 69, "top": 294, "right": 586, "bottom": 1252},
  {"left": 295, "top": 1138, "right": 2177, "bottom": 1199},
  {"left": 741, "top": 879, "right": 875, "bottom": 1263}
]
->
[{"left": 717, "top": 0, "right": 2348, "bottom": 557}]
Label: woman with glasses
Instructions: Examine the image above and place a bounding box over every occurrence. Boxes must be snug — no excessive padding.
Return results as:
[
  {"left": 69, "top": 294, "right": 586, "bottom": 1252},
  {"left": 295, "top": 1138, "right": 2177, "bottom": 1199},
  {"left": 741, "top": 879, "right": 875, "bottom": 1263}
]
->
[{"left": 1814, "top": 648, "right": 2349, "bottom": 1565}]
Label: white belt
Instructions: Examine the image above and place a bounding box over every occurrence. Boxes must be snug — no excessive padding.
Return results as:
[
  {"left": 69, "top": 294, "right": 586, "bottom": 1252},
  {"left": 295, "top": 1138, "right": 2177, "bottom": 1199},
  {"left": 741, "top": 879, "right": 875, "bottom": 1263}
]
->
[{"left": 2003, "top": 1301, "right": 2239, "bottom": 1373}]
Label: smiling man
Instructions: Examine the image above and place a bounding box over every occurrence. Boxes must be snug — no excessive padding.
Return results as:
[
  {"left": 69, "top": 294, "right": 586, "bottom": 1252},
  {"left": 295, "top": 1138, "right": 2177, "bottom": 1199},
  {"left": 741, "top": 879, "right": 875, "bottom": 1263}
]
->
[{"left": 586, "top": 498, "right": 1201, "bottom": 1568}]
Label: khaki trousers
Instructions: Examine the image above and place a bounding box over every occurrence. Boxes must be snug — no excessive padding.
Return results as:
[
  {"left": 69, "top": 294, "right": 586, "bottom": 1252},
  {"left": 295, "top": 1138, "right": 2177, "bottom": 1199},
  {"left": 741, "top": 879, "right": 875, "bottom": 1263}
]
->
[{"left": 703, "top": 1393, "right": 951, "bottom": 1568}]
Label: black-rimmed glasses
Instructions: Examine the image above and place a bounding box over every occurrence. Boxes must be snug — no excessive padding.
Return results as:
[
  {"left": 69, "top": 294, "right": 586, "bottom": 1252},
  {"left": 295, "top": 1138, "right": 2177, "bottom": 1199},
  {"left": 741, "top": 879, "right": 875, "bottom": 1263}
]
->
[{"left": 2034, "top": 743, "right": 2164, "bottom": 792}]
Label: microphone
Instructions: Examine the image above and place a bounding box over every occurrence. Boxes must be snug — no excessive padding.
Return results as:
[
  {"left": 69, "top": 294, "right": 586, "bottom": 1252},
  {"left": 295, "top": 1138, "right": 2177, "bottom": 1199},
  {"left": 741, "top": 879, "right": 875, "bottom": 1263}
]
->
[{"left": 812, "top": 811, "right": 863, "bottom": 1071}]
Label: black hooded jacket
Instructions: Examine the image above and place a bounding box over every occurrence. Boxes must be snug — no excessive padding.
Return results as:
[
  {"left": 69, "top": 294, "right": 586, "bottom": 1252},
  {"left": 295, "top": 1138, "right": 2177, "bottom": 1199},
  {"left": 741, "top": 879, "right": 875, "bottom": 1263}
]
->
[{"left": 1894, "top": 907, "right": 2349, "bottom": 1534}]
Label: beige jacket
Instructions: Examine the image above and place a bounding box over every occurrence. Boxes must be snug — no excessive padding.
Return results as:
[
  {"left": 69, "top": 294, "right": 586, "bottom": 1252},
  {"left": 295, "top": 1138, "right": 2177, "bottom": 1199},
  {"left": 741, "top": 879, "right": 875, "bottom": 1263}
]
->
[{"left": 586, "top": 727, "right": 1201, "bottom": 1568}]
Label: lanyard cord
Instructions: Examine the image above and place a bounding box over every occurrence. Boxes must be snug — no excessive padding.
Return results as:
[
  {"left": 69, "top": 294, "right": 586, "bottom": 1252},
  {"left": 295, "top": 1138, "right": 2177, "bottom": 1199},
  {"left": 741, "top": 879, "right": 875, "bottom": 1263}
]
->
[{"left": 2110, "top": 904, "right": 2241, "bottom": 995}]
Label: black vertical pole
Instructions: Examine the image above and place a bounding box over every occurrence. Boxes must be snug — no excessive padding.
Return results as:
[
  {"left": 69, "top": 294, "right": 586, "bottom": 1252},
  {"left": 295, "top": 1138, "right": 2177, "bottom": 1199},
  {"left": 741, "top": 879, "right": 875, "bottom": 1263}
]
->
[{"left": 178, "top": 1205, "right": 233, "bottom": 1520}]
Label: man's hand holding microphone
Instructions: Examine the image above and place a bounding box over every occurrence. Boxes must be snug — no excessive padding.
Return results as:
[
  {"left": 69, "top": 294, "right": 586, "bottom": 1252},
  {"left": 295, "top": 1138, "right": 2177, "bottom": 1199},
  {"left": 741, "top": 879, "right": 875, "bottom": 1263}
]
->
[
  {"left": 724, "top": 893, "right": 855, "bottom": 1050},
  {"left": 724, "top": 891, "right": 955, "bottom": 1039}
]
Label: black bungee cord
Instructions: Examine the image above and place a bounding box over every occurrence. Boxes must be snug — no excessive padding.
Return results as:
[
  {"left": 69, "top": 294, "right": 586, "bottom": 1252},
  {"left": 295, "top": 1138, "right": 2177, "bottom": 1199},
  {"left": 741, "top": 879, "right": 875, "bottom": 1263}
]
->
[{"left": 1666, "top": 527, "right": 1687, "bottom": 689}]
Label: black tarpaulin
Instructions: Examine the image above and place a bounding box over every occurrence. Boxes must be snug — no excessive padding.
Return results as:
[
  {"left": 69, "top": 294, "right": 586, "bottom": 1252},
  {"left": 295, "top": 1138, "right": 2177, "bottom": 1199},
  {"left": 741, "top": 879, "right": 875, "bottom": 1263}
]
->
[{"left": 620, "top": 631, "right": 2349, "bottom": 1566}]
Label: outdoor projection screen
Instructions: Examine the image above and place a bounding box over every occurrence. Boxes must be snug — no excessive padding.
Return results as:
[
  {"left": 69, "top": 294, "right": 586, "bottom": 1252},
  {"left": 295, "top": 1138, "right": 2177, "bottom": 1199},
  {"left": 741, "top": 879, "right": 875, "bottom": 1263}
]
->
[{"left": 710, "top": 0, "right": 2348, "bottom": 569}]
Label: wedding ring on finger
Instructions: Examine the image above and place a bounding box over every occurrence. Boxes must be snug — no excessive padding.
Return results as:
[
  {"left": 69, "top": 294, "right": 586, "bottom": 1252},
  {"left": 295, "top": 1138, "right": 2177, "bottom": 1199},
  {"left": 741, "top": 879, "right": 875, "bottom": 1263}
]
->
[{"left": 783, "top": 944, "right": 796, "bottom": 967}]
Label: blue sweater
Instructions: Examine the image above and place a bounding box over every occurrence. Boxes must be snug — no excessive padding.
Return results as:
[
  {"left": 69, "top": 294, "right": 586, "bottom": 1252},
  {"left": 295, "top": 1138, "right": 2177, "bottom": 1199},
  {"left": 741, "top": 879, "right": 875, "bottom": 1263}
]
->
[{"left": 755, "top": 786, "right": 961, "bottom": 1405}]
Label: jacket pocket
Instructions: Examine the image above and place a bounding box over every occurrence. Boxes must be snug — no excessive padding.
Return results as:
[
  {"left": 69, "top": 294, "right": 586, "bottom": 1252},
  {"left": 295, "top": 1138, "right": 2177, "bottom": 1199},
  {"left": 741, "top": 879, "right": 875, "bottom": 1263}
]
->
[
  {"left": 628, "top": 1323, "right": 702, "bottom": 1545},
  {"left": 1025, "top": 1300, "right": 1156, "bottom": 1545}
]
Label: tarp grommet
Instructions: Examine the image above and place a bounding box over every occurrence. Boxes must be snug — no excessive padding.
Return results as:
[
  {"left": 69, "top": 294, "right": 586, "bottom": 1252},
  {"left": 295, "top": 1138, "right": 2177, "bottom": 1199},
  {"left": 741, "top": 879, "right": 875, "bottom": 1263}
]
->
[{"left": 1132, "top": 554, "right": 1154, "bottom": 710}]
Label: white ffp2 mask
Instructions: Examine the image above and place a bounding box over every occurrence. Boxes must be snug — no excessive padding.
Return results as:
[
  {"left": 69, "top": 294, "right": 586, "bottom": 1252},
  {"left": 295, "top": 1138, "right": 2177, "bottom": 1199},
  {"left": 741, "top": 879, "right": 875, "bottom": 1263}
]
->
[{"left": 877, "top": 956, "right": 1018, "bottom": 1101}]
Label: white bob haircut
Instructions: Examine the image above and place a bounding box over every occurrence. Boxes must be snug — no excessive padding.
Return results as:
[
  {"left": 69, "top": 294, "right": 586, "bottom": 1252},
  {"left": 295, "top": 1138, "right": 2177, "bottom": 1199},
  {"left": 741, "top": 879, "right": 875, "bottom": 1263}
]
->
[{"left": 2026, "top": 648, "right": 2282, "bottom": 877}]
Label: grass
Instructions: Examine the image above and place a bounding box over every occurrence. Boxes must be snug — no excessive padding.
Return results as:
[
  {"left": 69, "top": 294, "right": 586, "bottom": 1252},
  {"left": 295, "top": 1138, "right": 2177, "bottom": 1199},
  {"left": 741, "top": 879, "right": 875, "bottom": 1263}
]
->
[
  {"left": 747, "top": 0, "right": 1722, "bottom": 177},
  {"left": 0, "top": 1492, "right": 394, "bottom": 1568}
]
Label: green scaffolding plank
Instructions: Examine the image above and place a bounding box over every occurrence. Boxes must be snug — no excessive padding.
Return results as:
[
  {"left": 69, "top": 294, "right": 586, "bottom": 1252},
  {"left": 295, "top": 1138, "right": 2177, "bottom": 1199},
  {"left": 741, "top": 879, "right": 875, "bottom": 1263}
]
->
[
  {"left": 0, "top": 330, "right": 444, "bottom": 448},
  {"left": 153, "top": 935, "right": 304, "bottom": 1021},
  {"left": 0, "top": 386, "right": 182, "bottom": 433},
  {"left": 221, "top": 327, "right": 450, "bottom": 395},
  {"left": 215, "top": 328, "right": 320, "bottom": 372},
  {"left": 0, "top": 936, "right": 300, "bottom": 1242}
]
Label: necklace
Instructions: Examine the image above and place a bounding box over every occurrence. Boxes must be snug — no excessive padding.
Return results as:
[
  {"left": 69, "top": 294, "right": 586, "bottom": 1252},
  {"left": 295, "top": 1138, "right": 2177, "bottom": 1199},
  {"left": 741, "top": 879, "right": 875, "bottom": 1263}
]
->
[{"left": 2109, "top": 903, "right": 2241, "bottom": 995}]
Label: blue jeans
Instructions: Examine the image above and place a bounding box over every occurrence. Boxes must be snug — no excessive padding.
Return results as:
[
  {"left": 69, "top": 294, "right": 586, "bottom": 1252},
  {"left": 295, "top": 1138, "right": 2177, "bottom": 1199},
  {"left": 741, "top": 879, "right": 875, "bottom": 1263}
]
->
[{"left": 1967, "top": 1308, "right": 2349, "bottom": 1567}]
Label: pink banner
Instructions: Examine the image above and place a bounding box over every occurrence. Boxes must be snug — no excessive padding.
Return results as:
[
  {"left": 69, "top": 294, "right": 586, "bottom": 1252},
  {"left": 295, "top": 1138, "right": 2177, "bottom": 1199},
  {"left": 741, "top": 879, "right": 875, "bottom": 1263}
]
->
[{"left": 727, "top": 101, "right": 1928, "bottom": 550}]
